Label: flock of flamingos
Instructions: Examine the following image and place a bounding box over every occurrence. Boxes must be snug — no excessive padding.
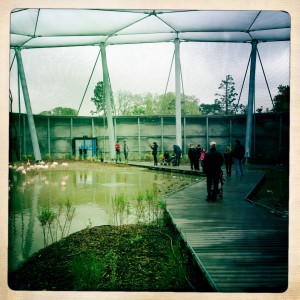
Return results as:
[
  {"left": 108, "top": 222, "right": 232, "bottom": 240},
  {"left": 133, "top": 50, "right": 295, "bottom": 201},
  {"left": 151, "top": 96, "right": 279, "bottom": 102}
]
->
[
  {"left": 9, "top": 160, "right": 70, "bottom": 189},
  {"left": 9, "top": 160, "right": 70, "bottom": 175}
]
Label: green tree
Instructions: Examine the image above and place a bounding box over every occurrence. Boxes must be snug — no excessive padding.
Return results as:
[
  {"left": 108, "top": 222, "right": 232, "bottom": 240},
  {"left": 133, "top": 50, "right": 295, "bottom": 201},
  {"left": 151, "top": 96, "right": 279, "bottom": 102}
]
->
[
  {"left": 91, "top": 81, "right": 114, "bottom": 115},
  {"left": 272, "top": 85, "right": 289, "bottom": 112},
  {"left": 215, "top": 75, "right": 239, "bottom": 115},
  {"left": 199, "top": 103, "right": 222, "bottom": 115},
  {"left": 158, "top": 92, "right": 176, "bottom": 115},
  {"left": 182, "top": 95, "right": 201, "bottom": 115},
  {"left": 39, "top": 107, "right": 77, "bottom": 116},
  {"left": 157, "top": 92, "right": 200, "bottom": 115}
]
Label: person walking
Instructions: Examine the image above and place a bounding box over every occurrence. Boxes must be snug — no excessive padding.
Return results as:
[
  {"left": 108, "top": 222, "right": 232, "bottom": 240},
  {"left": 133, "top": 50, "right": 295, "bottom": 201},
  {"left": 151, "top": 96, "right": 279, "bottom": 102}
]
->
[
  {"left": 115, "top": 141, "right": 121, "bottom": 163},
  {"left": 149, "top": 142, "right": 158, "bottom": 166},
  {"left": 194, "top": 144, "right": 202, "bottom": 171},
  {"left": 123, "top": 140, "right": 129, "bottom": 163},
  {"left": 233, "top": 139, "right": 245, "bottom": 176},
  {"left": 224, "top": 146, "right": 233, "bottom": 177},
  {"left": 200, "top": 148, "right": 206, "bottom": 172},
  {"left": 203, "top": 141, "right": 224, "bottom": 201},
  {"left": 188, "top": 144, "right": 196, "bottom": 170},
  {"left": 173, "top": 145, "right": 182, "bottom": 166}
]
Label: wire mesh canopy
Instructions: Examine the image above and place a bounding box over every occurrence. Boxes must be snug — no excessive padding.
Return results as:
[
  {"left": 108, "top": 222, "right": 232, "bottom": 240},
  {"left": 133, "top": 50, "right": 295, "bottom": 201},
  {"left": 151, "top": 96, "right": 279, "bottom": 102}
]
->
[
  {"left": 9, "top": 8, "right": 290, "bottom": 162},
  {"left": 10, "top": 9, "right": 290, "bottom": 49}
]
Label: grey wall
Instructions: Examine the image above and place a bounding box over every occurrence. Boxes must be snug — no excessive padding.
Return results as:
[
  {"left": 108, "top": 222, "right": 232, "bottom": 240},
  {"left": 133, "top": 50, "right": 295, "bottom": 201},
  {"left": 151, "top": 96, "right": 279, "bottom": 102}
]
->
[{"left": 9, "top": 112, "right": 289, "bottom": 164}]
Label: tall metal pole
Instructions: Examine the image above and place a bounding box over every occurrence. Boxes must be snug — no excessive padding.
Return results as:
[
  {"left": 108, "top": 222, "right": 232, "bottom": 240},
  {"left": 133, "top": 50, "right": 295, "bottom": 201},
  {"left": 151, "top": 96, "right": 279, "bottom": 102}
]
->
[
  {"left": 15, "top": 47, "right": 41, "bottom": 162},
  {"left": 161, "top": 116, "right": 164, "bottom": 154},
  {"left": 100, "top": 43, "right": 115, "bottom": 161},
  {"left": 174, "top": 38, "right": 182, "bottom": 148},
  {"left": 225, "top": 75, "right": 229, "bottom": 115},
  {"left": 47, "top": 117, "right": 50, "bottom": 155},
  {"left": 18, "top": 72, "right": 22, "bottom": 159},
  {"left": 206, "top": 117, "right": 209, "bottom": 150},
  {"left": 245, "top": 40, "right": 258, "bottom": 159},
  {"left": 138, "top": 117, "right": 141, "bottom": 160}
]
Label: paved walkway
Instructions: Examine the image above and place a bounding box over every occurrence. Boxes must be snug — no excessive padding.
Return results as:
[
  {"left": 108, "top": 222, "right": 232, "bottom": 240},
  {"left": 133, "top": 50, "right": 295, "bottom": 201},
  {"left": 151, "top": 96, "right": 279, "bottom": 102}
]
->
[{"left": 128, "top": 161, "right": 289, "bottom": 292}]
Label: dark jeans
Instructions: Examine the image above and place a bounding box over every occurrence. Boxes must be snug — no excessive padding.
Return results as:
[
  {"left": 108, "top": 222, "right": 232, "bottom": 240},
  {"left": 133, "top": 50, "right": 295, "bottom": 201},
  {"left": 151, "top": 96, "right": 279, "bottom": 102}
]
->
[
  {"left": 234, "top": 158, "right": 243, "bottom": 176},
  {"left": 206, "top": 173, "right": 219, "bottom": 200},
  {"left": 124, "top": 152, "right": 128, "bottom": 161},
  {"left": 194, "top": 159, "right": 200, "bottom": 171},
  {"left": 190, "top": 159, "right": 195, "bottom": 170},
  {"left": 153, "top": 154, "right": 158, "bottom": 166},
  {"left": 116, "top": 151, "right": 121, "bottom": 162},
  {"left": 225, "top": 162, "right": 232, "bottom": 177}
]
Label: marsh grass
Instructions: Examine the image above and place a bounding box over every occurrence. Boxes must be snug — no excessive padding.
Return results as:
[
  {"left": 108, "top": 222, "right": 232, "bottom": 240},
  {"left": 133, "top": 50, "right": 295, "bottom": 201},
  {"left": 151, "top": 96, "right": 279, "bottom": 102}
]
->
[
  {"left": 112, "top": 194, "right": 129, "bottom": 226},
  {"left": 135, "top": 192, "right": 145, "bottom": 223},
  {"left": 37, "top": 199, "right": 75, "bottom": 247},
  {"left": 72, "top": 250, "right": 118, "bottom": 291},
  {"left": 112, "top": 189, "right": 167, "bottom": 227}
]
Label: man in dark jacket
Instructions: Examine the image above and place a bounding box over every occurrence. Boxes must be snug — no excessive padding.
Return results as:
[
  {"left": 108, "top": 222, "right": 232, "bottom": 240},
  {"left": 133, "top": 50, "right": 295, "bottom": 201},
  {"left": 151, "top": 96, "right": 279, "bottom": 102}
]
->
[
  {"left": 203, "top": 141, "right": 224, "bottom": 201},
  {"left": 173, "top": 145, "right": 182, "bottom": 166},
  {"left": 233, "top": 139, "right": 245, "bottom": 176},
  {"left": 188, "top": 144, "right": 196, "bottom": 170}
]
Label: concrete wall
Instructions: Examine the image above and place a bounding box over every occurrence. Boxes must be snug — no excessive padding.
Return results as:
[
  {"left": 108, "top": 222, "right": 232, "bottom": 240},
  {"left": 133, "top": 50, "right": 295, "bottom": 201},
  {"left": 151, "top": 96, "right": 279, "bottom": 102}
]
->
[{"left": 9, "top": 112, "right": 289, "bottom": 164}]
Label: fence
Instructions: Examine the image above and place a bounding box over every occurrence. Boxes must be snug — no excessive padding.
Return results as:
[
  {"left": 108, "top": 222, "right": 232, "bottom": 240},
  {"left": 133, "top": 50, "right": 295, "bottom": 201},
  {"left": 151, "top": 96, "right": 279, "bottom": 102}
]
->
[{"left": 9, "top": 112, "right": 289, "bottom": 164}]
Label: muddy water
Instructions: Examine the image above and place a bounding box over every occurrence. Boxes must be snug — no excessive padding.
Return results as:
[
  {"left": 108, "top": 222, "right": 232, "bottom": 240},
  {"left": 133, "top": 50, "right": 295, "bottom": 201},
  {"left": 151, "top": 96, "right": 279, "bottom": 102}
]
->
[{"left": 8, "top": 167, "right": 181, "bottom": 271}]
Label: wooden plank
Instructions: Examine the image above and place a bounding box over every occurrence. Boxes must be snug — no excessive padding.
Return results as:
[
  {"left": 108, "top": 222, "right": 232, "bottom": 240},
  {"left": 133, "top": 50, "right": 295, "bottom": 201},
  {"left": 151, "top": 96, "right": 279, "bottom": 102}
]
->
[{"left": 166, "top": 170, "right": 289, "bottom": 292}]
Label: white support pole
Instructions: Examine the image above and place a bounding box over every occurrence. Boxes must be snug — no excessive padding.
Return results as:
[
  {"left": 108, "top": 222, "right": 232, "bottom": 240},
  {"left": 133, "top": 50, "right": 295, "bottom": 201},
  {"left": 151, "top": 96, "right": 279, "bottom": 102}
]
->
[
  {"left": 245, "top": 40, "right": 258, "bottom": 159},
  {"left": 92, "top": 117, "right": 95, "bottom": 137},
  {"left": 100, "top": 43, "right": 115, "bottom": 161},
  {"left": 161, "top": 117, "right": 164, "bottom": 154},
  {"left": 15, "top": 48, "right": 42, "bottom": 162},
  {"left": 206, "top": 117, "right": 209, "bottom": 150},
  {"left": 47, "top": 117, "right": 50, "bottom": 155},
  {"left": 174, "top": 38, "right": 182, "bottom": 148},
  {"left": 183, "top": 116, "right": 186, "bottom": 155},
  {"left": 70, "top": 117, "right": 73, "bottom": 157},
  {"left": 138, "top": 117, "right": 141, "bottom": 159}
]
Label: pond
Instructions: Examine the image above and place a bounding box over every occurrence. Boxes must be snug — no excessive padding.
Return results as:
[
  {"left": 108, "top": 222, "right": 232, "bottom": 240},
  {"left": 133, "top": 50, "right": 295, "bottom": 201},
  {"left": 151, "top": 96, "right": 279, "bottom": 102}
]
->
[{"left": 8, "top": 163, "right": 194, "bottom": 272}]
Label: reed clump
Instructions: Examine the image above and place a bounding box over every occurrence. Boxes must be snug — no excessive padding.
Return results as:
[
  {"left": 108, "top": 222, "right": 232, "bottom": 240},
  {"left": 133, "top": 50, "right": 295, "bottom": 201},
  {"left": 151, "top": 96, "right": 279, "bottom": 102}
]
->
[{"left": 37, "top": 199, "right": 75, "bottom": 247}]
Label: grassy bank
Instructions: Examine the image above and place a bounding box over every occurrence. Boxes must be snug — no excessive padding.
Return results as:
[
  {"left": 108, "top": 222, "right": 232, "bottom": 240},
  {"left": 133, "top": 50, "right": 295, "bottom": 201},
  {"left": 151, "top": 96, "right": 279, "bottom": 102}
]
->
[{"left": 8, "top": 221, "right": 210, "bottom": 291}]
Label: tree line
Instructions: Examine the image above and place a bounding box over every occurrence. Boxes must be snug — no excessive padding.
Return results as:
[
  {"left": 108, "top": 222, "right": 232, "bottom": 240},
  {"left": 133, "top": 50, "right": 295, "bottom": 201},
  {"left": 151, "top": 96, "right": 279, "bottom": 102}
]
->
[{"left": 39, "top": 75, "right": 289, "bottom": 116}]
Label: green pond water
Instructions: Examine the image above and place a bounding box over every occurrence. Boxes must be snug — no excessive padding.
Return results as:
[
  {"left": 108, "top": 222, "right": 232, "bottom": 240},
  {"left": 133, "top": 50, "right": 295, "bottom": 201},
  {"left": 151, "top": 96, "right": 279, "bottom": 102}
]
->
[{"left": 8, "top": 168, "right": 187, "bottom": 271}]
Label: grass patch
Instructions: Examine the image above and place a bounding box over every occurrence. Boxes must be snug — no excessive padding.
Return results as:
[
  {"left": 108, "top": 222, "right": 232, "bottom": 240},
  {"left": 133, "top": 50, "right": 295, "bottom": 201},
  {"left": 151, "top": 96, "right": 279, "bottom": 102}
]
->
[{"left": 8, "top": 223, "right": 210, "bottom": 291}]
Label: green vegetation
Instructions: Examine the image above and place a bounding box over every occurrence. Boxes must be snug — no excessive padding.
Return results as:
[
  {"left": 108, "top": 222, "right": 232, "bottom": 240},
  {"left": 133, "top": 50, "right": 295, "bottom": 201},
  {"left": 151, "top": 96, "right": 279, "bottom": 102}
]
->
[
  {"left": 10, "top": 174, "right": 207, "bottom": 291},
  {"left": 39, "top": 107, "right": 78, "bottom": 116},
  {"left": 8, "top": 223, "right": 208, "bottom": 291},
  {"left": 37, "top": 199, "right": 76, "bottom": 247},
  {"left": 199, "top": 74, "right": 246, "bottom": 115},
  {"left": 272, "top": 85, "right": 289, "bottom": 112},
  {"left": 72, "top": 250, "right": 118, "bottom": 290}
]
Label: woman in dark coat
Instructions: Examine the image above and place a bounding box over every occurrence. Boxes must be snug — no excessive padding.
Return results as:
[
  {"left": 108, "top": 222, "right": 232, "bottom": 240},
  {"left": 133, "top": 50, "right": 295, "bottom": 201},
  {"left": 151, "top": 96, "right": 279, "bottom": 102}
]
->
[
  {"left": 223, "top": 146, "right": 233, "bottom": 177},
  {"left": 150, "top": 142, "right": 158, "bottom": 166}
]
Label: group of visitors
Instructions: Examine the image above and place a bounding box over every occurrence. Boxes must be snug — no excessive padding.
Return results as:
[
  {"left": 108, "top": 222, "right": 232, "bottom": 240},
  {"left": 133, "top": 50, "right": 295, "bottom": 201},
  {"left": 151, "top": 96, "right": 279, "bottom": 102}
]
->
[
  {"left": 115, "top": 140, "right": 129, "bottom": 163},
  {"left": 115, "top": 138, "right": 245, "bottom": 202},
  {"left": 149, "top": 143, "right": 182, "bottom": 167},
  {"left": 188, "top": 144, "right": 206, "bottom": 171}
]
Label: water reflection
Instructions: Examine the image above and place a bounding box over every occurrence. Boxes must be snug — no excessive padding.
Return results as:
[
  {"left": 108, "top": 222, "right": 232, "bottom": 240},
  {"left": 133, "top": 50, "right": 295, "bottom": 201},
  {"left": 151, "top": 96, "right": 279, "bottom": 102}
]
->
[{"left": 8, "top": 168, "right": 180, "bottom": 271}]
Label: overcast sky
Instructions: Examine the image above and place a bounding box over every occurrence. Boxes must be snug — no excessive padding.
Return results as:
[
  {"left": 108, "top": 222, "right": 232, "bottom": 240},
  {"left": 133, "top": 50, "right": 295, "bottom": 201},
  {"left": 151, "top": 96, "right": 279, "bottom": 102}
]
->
[{"left": 9, "top": 40, "right": 290, "bottom": 116}]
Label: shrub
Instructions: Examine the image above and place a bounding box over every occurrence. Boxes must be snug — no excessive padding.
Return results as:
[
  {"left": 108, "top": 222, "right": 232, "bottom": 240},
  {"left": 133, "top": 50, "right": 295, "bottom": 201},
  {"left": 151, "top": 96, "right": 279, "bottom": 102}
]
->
[{"left": 144, "top": 153, "right": 152, "bottom": 161}]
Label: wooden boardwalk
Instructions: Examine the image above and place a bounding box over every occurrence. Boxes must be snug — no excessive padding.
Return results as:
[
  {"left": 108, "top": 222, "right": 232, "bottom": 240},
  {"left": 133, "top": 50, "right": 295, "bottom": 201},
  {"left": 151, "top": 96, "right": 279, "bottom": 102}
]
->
[{"left": 165, "top": 171, "right": 288, "bottom": 292}]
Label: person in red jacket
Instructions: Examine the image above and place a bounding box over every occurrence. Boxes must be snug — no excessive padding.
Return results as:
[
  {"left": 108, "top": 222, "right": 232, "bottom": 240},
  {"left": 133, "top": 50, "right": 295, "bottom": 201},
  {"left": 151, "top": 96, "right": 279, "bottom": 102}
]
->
[{"left": 115, "top": 141, "right": 121, "bottom": 163}]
